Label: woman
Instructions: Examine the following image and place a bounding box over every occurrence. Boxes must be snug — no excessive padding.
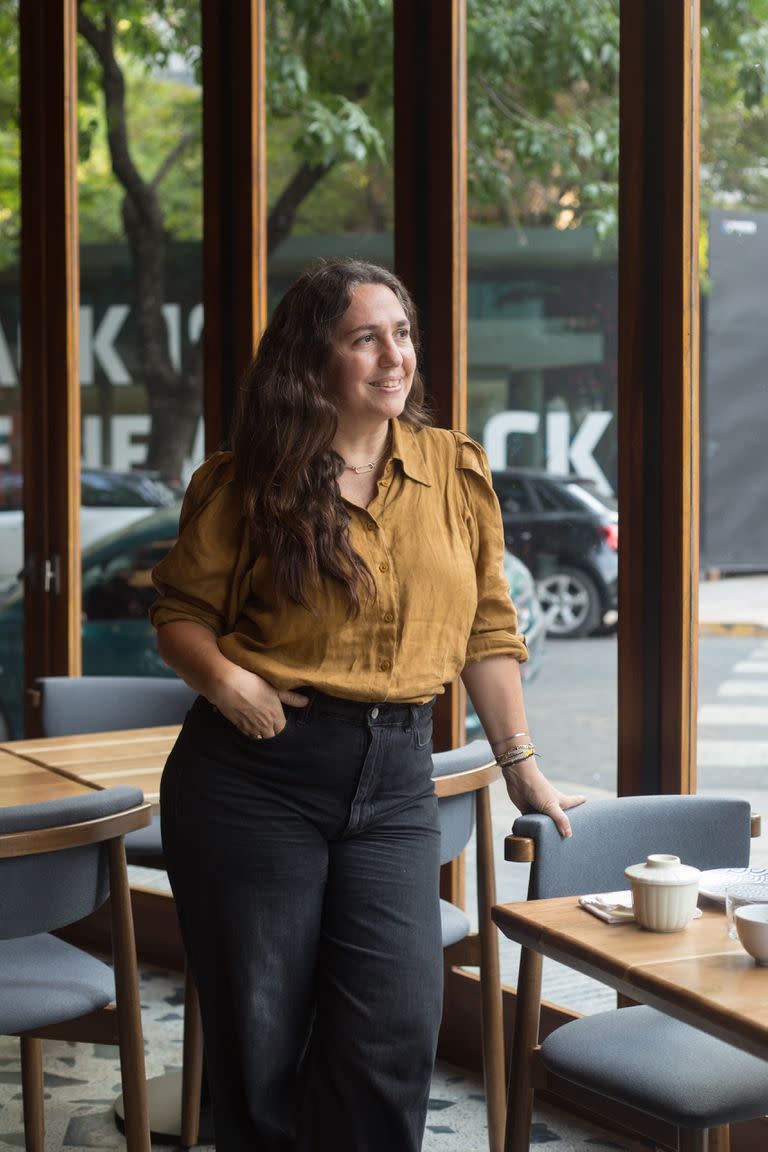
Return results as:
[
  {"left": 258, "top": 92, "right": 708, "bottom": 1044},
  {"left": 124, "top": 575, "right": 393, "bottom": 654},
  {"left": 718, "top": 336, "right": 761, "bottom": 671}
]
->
[{"left": 151, "top": 258, "right": 584, "bottom": 1151}]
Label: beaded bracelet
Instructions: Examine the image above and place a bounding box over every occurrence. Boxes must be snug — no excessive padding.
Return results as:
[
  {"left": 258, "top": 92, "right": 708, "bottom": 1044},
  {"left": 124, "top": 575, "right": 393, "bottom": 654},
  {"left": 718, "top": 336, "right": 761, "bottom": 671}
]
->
[{"left": 496, "top": 743, "right": 539, "bottom": 770}]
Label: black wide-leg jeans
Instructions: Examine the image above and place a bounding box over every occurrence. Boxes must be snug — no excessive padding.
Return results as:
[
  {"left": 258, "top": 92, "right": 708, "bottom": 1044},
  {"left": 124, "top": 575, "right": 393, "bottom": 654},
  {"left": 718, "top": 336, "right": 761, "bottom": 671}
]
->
[{"left": 160, "top": 691, "right": 443, "bottom": 1152}]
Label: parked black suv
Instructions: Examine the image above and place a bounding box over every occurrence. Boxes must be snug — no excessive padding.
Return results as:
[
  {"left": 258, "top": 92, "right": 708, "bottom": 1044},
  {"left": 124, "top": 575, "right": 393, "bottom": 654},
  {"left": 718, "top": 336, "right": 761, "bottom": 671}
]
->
[{"left": 492, "top": 469, "right": 618, "bottom": 639}]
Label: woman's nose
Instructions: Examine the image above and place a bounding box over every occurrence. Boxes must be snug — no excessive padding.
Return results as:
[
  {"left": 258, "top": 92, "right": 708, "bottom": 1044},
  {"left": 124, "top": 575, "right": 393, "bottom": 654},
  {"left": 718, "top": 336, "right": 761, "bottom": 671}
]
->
[{"left": 379, "top": 337, "right": 403, "bottom": 366}]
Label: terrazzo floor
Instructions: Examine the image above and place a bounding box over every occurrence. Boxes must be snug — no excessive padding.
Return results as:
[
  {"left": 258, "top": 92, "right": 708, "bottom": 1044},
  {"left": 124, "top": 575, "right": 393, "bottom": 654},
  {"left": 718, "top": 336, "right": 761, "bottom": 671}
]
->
[{"left": 0, "top": 964, "right": 630, "bottom": 1152}]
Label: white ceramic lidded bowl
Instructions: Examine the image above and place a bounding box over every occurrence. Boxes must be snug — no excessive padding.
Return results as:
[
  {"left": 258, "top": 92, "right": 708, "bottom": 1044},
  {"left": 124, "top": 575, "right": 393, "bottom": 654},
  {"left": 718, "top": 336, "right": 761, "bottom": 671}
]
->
[
  {"left": 734, "top": 904, "right": 768, "bottom": 965},
  {"left": 624, "top": 854, "right": 701, "bottom": 932}
]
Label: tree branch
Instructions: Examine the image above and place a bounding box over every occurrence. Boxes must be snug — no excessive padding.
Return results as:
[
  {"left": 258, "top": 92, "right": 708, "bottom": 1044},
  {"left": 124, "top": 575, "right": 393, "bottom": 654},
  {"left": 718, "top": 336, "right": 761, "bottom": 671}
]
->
[
  {"left": 151, "top": 131, "right": 196, "bottom": 190},
  {"left": 267, "top": 158, "right": 334, "bottom": 252},
  {"left": 77, "top": 3, "right": 156, "bottom": 227}
]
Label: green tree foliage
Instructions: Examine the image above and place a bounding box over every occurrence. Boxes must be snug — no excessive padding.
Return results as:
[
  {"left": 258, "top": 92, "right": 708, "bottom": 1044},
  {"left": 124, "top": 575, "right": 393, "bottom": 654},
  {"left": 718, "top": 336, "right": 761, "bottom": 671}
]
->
[{"left": 1, "top": 0, "right": 768, "bottom": 471}]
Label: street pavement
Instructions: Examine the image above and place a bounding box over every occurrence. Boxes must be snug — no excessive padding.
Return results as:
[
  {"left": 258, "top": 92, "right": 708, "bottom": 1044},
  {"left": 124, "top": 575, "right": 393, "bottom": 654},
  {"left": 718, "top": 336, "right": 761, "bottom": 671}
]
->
[{"left": 699, "top": 571, "right": 768, "bottom": 634}]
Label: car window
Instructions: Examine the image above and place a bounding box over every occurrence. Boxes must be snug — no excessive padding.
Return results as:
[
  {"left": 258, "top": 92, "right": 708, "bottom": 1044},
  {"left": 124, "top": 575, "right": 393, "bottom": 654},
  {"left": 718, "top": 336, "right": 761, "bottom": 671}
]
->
[
  {"left": 0, "top": 474, "right": 23, "bottom": 512},
  {"left": 493, "top": 476, "right": 534, "bottom": 515},
  {"left": 82, "top": 536, "right": 175, "bottom": 621},
  {"left": 565, "top": 480, "right": 617, "bottom": 517},
  {"left": 531, "top": 480, "right": 566, "bottom": 512},
  {"left": 81, "top": 473, "right": 177, "bottom": 508}
]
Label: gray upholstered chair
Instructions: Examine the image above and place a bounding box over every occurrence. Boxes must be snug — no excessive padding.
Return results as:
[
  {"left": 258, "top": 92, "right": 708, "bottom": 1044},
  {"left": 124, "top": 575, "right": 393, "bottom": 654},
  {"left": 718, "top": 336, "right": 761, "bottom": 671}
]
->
[
  {"left": 501, "top": 795, "right": 767, "bottom": 1152},
  {"left": 37, "top": 675, "right": 196, "bottom": 867},
  {"left": 0, "top": 785, "right": 152, "bottom": 1152},
  {"left": 36, "top": 675, "right": 202, "bottom": 1147},
  {"left": 433, "top": 740, "right": 505, "bottom": 1152}
]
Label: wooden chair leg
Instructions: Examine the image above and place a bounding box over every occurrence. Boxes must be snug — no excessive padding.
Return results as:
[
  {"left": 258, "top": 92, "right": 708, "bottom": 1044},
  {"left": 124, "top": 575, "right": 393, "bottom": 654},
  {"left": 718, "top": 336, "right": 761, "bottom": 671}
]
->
[
  {"left": 180, "top": 966, "right": 204, "bottom": 1148},
  {"left": 476, "top": 786, "right": 506, "bottom": 1152},
  {"left": 505, "top": 946, "right": 542, "bottom": 1152},
  {"left": 108, "top": 837, "right": 151, "bottom": 1152},
  {"left": 20, "top": 1036, "right": 45, "bottom": 1152},
  {"left": 707, "top": 1127, "right": 730, "bottom": 1152},
  {"left": 678, "top": 1130, "right": 708, "bottom": 1152}
]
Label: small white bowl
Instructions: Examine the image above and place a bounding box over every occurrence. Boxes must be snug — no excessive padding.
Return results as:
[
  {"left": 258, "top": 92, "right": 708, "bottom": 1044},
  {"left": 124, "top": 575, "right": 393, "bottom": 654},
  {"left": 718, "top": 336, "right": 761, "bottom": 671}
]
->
[
  {"left": 735, "top": 904, "right": 768, "bottom": 965},
  {"left": 624, "top": 854, "right": 701, "bottom": 932}
]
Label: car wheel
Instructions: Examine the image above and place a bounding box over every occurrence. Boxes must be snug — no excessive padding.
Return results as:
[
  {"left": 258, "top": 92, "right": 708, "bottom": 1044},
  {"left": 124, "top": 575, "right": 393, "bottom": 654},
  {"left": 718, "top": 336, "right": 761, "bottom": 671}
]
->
[{"left": 537, "top": 567, "right": 601, "bottom": 639}]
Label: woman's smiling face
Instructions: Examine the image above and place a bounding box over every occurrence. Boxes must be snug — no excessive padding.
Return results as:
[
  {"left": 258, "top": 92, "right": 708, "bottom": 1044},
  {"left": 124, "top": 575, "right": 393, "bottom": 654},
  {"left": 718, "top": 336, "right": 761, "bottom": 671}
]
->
[{"left": 324, "top": 282, "right": 416, "bottom": 428}]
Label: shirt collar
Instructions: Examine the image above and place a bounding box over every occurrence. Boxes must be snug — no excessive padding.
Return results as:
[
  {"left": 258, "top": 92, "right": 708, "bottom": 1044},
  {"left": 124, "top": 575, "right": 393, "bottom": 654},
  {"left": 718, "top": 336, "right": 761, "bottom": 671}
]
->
[{"left": 391, "top": 419, "right": 432, "bottom": 486}]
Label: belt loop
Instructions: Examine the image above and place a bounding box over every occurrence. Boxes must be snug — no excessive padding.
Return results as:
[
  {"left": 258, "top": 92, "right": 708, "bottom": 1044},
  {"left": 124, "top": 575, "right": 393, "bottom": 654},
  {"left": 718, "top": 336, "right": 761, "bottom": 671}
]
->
[{"left": 409, "top": 704, "right": 418, "bottom": 729}]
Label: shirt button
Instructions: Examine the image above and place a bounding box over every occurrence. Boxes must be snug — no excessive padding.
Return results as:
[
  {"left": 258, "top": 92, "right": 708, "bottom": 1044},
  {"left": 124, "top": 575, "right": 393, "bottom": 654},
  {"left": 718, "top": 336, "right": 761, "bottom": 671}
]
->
[
  {"left": 380, "top": 479, "right": 390, "bottom": 487},
  {"left": 379, "top": 561, "right": 389, "bottom": 573},
  {"left": 366, "top": 521, "right": 377, "bottom": 531},
  {"left": 383, "top": 612, "right": 394, "bottom": 623},
  {"left": 379, "top": 659, "right": 392, "bottom": 671}
]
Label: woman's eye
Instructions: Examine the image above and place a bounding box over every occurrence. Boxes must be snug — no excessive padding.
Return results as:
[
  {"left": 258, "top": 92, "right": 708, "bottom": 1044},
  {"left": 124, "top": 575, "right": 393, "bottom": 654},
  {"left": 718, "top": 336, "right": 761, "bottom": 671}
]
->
[{"left": 397, "top": 328, "right": 410, "bottom": 340}]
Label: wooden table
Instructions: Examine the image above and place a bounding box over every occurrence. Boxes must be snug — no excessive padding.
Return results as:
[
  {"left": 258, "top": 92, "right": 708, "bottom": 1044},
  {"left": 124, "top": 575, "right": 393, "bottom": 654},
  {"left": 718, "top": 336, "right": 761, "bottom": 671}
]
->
[
  {"left": 493, "top": 896, "right": 768, "bottom": 1061},
  {"left": 0, "top": 726, "right": 179, "bottom": 805}
]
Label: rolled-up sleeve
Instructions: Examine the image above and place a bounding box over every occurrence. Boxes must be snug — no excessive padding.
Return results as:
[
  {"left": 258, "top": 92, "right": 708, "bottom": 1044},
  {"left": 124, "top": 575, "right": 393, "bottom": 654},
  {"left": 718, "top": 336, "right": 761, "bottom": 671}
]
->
[
  {"left": 456, "top": 438, "right": 528, "bottom": 666},
  {"left": 150, "top": 453, "right": 250, "bottom": 635}
]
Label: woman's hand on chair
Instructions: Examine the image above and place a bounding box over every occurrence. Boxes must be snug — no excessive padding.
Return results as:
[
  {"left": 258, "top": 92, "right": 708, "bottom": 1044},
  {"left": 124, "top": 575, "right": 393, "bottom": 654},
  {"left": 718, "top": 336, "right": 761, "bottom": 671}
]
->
[{"left": 502, "top": 758, "right": 586, "bottom": 838}]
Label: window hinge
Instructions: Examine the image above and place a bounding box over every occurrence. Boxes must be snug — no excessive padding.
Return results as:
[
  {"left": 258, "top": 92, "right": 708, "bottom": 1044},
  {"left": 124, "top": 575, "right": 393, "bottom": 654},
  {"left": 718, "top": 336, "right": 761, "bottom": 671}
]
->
[{"left": 43, "top": 556, "right": 60, "bottom": 594}]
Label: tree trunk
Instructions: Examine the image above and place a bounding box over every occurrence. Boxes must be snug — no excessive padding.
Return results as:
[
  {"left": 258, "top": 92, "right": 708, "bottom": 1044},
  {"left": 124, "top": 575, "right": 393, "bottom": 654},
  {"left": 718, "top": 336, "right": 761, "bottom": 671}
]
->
[{"left": 78, "top": 7, "right": 202, "bottom": 479}]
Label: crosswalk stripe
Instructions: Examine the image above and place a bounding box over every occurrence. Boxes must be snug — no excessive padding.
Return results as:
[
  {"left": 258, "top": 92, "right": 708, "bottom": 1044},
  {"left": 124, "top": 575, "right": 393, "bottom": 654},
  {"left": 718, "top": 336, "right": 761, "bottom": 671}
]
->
[
  {"left": 718, "top": 681, "right": 768, "bottom": 697},
  {"left": 734, "top": 662, "right": 768, "bottom": 674},
  {"left": 699, "top": 740, "right": 768, "bottom": 767},
  {"left": 699, "top": 705, "right": 768, "bottom": 725}
]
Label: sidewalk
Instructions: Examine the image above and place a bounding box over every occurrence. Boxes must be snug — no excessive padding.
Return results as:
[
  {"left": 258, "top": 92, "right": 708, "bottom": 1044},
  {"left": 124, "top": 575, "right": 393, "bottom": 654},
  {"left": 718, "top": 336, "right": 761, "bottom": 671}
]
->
[{"left": 699, "top": 573, "right": 768, "bottom": 636}]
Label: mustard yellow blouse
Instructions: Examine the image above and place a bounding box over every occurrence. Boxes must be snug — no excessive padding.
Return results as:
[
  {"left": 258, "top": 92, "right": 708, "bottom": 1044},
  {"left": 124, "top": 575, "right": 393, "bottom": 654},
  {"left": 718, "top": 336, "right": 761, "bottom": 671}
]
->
[{"left": 150, "top": 419, "right": 527, "bottom": 703}]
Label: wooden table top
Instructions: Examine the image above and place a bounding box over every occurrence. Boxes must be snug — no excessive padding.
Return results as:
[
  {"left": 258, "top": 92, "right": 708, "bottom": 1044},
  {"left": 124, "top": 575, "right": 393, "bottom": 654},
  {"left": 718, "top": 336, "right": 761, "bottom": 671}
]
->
[
  {"left": 493, "top": 896, "right": 768, "bottom": 1060},
  {"left": 0, "top": 748, "right": 97, "bottom": 805},
  {"left": 0, "top": 726, "right": 179, "bottom": 804}
]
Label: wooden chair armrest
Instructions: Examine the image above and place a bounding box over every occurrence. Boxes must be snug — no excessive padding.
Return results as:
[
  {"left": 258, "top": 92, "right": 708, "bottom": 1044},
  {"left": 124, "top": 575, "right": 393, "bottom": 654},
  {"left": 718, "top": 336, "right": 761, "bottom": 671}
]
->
[
  {"left": 505, "top": 833, "right": 535, "bottom": 863},
  {"left": 0, "top": 803, "right": 153, "bottom": 858}
]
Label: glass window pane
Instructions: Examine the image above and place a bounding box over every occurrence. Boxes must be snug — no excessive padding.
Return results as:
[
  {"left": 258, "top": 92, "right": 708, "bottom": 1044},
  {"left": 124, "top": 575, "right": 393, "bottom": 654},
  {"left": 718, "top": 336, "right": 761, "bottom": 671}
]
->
[
  {"left": 697, "top": 1, "right": 768, "bottom": 868},
  {"left": 0, "top": 0, "right": 22, "bottom": 738},
  {"left": 465, "top": 0, "right": 620, "bottom": 1014},
  {"left": 77, "top": 3, "right": 202, "bottom": 682},
  {"left": 266, "top": 1, "right": 393, "bottom": 292}
]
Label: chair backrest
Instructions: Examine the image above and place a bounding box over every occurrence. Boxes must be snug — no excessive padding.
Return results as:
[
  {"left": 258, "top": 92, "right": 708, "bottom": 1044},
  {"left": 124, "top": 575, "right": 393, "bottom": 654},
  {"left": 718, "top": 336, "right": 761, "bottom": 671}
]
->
[
  {"left": 432, "top": 740, "right": 494, "bottom": 865},
  {"left": 0, "top": 785, "right": 147, "bottom": 939},
  {"left": 37, "top": 675, "right": 197, "bottom": 736},
  {"left": 512, "top": 795, "right": 752, "bottom": 899}
]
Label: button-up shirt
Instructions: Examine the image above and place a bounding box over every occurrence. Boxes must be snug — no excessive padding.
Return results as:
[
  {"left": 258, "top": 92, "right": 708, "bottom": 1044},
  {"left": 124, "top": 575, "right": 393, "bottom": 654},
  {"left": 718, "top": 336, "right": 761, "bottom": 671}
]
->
[{"left": 150, "top": 419, "right": 527, "bottom": 703}]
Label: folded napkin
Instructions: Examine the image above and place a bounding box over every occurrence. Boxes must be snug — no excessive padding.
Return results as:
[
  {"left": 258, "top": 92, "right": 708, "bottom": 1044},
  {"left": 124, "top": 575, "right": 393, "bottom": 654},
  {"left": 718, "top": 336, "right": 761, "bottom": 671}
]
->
[
  {"left": 579, "top": 890, "right": 636, "bottom": 923},
  {"left": 579, "top": 890, "right": 704, "bottom": 925}
]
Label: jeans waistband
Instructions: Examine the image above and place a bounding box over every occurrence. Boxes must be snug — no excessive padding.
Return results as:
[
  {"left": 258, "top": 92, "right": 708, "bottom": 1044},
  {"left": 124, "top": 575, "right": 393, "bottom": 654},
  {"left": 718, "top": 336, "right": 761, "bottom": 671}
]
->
[{"left": 298, "top": 689, "right": 434, "bottom": 727}]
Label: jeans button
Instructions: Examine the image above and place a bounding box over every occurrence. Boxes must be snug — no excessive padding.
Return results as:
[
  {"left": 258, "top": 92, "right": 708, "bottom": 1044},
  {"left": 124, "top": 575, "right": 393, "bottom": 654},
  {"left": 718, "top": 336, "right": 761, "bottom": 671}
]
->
[{"left": 370, "top": 706, "right": 380, "bottom": 719}]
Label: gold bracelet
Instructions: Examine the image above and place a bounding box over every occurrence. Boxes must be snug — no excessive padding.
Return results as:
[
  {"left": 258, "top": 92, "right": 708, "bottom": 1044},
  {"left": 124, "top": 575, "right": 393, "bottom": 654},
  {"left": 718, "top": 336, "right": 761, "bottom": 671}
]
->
[
  {"left": 490, "top": 731, "right": 529, "bottom": 750},
  {"left": 497, "top": 745, "right": 538, "bottom": 769}
]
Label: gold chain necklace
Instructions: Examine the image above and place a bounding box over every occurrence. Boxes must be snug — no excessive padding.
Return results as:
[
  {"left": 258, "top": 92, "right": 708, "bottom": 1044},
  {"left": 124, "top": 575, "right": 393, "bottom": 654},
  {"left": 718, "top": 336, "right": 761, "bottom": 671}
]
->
[{"left": 342, "top": 433, "right": 392, "bottom": 475}]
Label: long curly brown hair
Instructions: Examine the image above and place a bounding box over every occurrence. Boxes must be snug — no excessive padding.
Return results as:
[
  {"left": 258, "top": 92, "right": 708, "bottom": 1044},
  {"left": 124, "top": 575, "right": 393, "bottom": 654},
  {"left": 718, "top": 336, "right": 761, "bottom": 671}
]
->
[{"left": 231, "top": 258, "right": 433, "bottom": 614}]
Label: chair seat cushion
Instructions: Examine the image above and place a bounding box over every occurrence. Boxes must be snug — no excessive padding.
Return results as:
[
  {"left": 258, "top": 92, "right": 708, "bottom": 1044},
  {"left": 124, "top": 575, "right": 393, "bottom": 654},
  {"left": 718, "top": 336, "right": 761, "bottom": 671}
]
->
[
  {"left": 0, "top": 935, "right": 114, "bottom": 1033},
  {"left": 541, "top": 1005, "right": 768, "bottom": 1127},
  {"left": 440, "top": 899, "right": 471, "bottom": 947},
  {"left": 125, "top": 813, "right": 163, "bottom": 864}
]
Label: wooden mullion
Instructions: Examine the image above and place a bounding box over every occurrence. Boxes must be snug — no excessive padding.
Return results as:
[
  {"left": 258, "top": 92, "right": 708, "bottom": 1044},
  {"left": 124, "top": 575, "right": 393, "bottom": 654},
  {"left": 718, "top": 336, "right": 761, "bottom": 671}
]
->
[
  {"left": 201, "top": 0, "right": 266, "bottom": 454},
  {"left": 393, "top": 0, "right": 467, "bottom": 756},
  {"left": 19, "top": 0, "right": 81, "bottom": 739},
  {"left": 617, "top": 0, "right": 699, "bottom": 796}
]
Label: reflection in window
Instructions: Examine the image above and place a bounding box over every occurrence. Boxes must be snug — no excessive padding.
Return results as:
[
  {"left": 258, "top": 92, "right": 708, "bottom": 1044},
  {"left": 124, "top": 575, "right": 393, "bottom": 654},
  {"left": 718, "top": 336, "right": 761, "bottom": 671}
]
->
[
  {"left": 697, "top": 2, "right": 768, "bottom": 869},
  {"left": 466, "top": 1, "right": 620, "bottom": 1015},
  {"left": 266, "top": 0, "right": 394, "bottom": 292}
]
